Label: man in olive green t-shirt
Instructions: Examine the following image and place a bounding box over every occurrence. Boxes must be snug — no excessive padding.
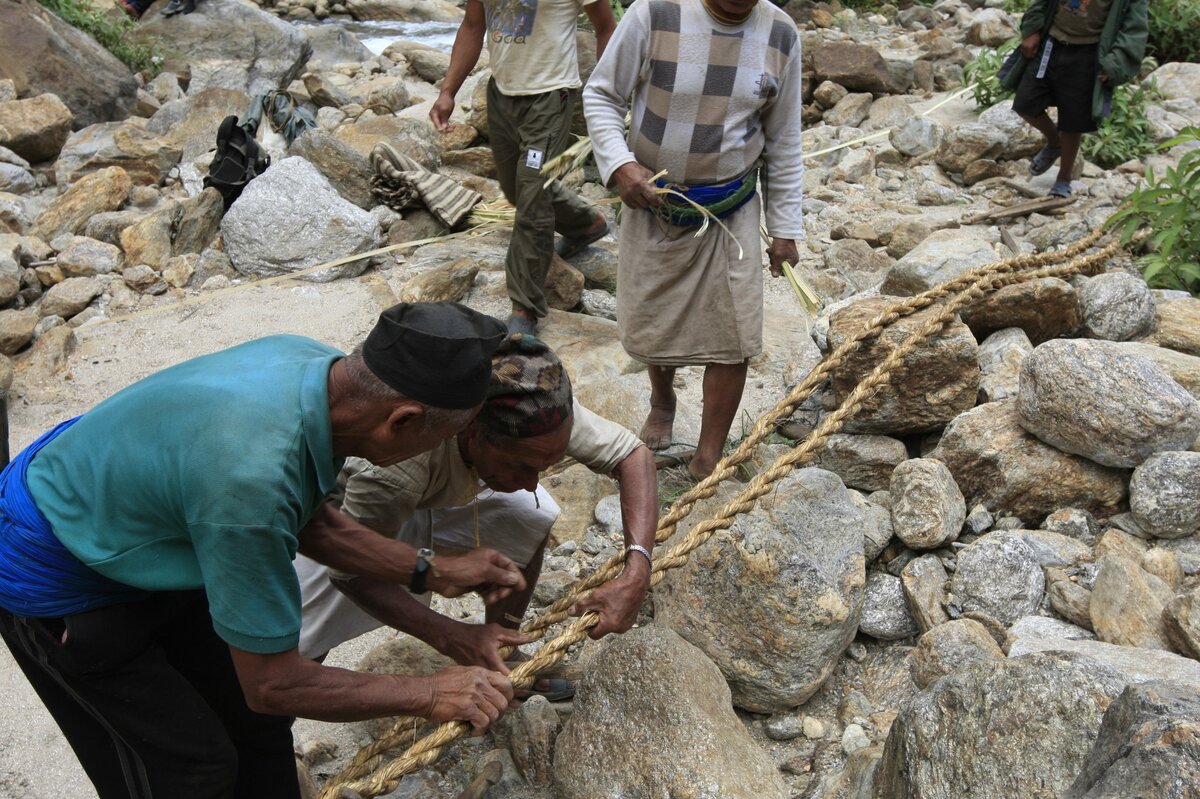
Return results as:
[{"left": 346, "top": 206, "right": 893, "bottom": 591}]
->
[{"left": 431, "top": 0, "right": 617, "bottom": 335}]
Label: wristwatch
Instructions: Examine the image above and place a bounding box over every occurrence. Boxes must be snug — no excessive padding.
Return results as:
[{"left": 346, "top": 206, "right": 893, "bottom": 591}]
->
[{"left": 410, "top": 547, "right": 435, "bottom": 594}]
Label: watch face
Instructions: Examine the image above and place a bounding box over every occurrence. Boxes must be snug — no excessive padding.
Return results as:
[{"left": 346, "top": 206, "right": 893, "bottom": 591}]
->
[{"left": 418, "top": 547, "right": 435, "bottom": 559}]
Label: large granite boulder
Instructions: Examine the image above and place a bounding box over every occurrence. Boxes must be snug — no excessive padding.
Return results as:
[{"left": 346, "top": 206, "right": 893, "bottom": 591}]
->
[
  {"left": 148, "top": 88, "right": 254, "bottom": 163},
  {"left": 812, "top": 41, "right": 895, "bottom": 94},
  {"left": 32, "top": 166, "right": 131, "bottom": 241},
  {"left": 1079, "top": 271, "right": 1156, "bottom": 342},
  {"left": 1008, "top": 636, "right": 1200, "bottom": 686},
  {"left": 934, "top": 122, "right": 1007, "bottom": 174},
  {"left": 948, "top": 531, "right": 1045, "bottom": 626},
  {"left": 828, "top": 296, "right": 979, "bottom": 435},
  {"left": 288, "top": 129, "right": 375, "bottom": 209},
  {"left": 54, "top": 119, "right": 181, "bottom": 188},
  {"left": 1016, "top": 339, "right": 1200, "bottom": 468},
  {"left": 1129, "top": 451, "right": 1200, "bottom": 539},
  {"left": 655, "top": 468, "right": 866, "bottom": 712},
  {"left": 0, "top": 0, "right": 137, "bottom": 128},
  {"left": 221, "top": 157, "right": 381, "bottom": 282},
  {"left": 881, "top": 229, "right": 999, "bottom": 296},
  {"left": 136, "top": 0, "right": 312, "bottom": 98},
  {"left": 809, "top": 433, "right": 907, "bottom": 492},
  {"left": 874, "top": 652, "right": 1129, "bottom": 799},
  {"left": 0, "top": 93, "right": 72, "bottom": 163},
  {"left": 1089, "top": 554, "right": 1174, "bottom": 650},
  {"left": 1141, "top": 296, "right": 1200, "bottom": 357},
  {"left": 959, "top": 276, "right": 1080, "bottom": 345},
  {"left": 978, "top": 327, "right": 1032, "bottom": 403},
  {"left": 553, "top": 626, "right": 788, "bottom": 799},
  {"left": 1110, "top": 341, "right": 1200, "bottom": 399},
  {"left": 932, "top": 400, "right": 1126, "bottom": 524},
  {"left": 910, "top": 618, "right": 1004, "bottom": 690},
  {"left": 1066, "top": 681, "right": 1200, "bottom": 799},
  {"left": 889, "top": 458, "right": 965, "bottom": 550}
]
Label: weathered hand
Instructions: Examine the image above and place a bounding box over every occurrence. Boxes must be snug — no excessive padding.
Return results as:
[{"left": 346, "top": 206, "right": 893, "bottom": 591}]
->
[
  {"left": 419, "top": 666, "right": 514, "bottom": 734},
  {"left": 428, "top": 548, "right": 526, "bottom": 604},
  {"left": 570, "top": 560, "right": 650, "bottom": 639},
  {"left": 437, "top": 622, "right": 529, "bottom": 672},
  {"left": 766, "top": 237, "right": 799, "bottom": 278},
  {"left": 612, "top": 162, "right": 662, "bottom": 210},
  {"left": 429, "top": 92, "right": 456, "bottom": 132},
  {"left": 1021, "top": 32, "right": 1041, "bottom": 58}
]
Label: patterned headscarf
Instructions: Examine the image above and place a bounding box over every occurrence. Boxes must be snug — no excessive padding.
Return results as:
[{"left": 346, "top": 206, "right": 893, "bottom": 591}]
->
[{"left": 478, "top": 334, "right": 573, "bottom": 439}]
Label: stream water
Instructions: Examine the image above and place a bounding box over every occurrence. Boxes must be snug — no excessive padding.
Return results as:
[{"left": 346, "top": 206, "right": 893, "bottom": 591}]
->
[{"left": 291, "top": 17, "right": 459, "bottom": 56}]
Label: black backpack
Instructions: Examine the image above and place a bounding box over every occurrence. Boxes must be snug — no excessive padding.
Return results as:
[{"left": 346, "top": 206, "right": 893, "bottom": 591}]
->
[{"left": 203, "top": 114, "right": 270, "bottom": 210}]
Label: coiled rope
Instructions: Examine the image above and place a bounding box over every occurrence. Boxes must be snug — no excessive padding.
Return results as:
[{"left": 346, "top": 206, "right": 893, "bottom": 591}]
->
[{"left": 319, "top": 223, "right": 1128, "bottom": 799}]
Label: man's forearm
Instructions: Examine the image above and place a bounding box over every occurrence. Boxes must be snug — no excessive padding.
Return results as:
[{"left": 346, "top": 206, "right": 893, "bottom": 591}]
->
[
  {"left": 231, "top": 648, "right": 435, "bottom": 721},
  {"left": 613, "top": 445, "right": 658, "bottom": 554},
  {"left": 441, "top": 2, "right": 486, "bottom": 100},
  {"left": 334, "top": 575, "right": 464, "bottom": 653},
  {"left": 297, "top": 502, "right": 418, "bottom": 582}
]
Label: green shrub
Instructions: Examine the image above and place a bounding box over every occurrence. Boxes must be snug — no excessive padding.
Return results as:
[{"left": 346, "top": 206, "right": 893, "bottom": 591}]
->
[
  {"left": 963, "top": 37, "right": 1018, "bottom": 109},
  {"left": 36, "top": 0, "right": 161, "bottom": 77},
  {"left": 1147, "top": 0, "right": 1200, "bottom": 64},
  {"left": 1082, "top": 79, "right": 1161, "bottom": 169},
  {"left": 1109, "top": 127, "right": 1200, "bottom": 297}
]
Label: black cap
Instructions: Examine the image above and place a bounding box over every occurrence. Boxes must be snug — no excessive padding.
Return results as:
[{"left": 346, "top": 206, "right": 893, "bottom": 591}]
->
[{"left": 362, "top": 302, "right": 507, "bottom": 409}]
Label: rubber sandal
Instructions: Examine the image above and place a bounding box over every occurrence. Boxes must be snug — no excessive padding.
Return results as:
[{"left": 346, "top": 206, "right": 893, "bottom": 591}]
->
[
  {"left": 555, "top": 216, "right": 609, "bottom": 259},
  {"left": 1049, "top": 180, "right": 1072, "bottom": 198},
  {"left": 1029, "top": 145, "right": 1061, "bottom": 176}
]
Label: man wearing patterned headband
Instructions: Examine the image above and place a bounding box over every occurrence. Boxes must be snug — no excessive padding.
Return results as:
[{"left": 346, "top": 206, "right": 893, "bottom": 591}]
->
[
  {"left": 583, "top": 0, "right": 804, "bottom": 480},
  {"left": 297, "top": 334, "right": 658, "bottom": 697},
  {"left": 0, "top": 302, "right": 525, "bottom": 799}
]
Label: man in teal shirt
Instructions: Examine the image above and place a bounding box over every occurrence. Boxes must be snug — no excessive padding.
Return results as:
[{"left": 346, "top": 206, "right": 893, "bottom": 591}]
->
[{"left": 0, "top": 302, "right": 525, "bottom": 799}]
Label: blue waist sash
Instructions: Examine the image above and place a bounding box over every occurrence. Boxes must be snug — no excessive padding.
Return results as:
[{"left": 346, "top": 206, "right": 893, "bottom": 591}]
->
[
  {"left": 0, "top": 418, "right": 146, "bottom": 618},
  {"left": 650, "top": 167, "right": 758, "bottom": 227}
]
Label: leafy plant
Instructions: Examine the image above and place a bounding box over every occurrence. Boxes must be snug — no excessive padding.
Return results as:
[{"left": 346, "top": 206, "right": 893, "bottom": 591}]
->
[
  {"left": 36, "top": 0, "right": 162, "bottom": 76},
  {"left": 1147, "top": 0, "right": 1200, "bottom": 64},
  {"left": 1108, "top": 127, "right": 1200, "bottom": 296},
  {"left": 610, "top": 0, "right": 624, "bottom": 21},
  {"left": 1082, "top": 79, "right": 1161, "bottom": 169},
  {"left": 963, "top": 37, "right": 1018, "bottom": 109}
]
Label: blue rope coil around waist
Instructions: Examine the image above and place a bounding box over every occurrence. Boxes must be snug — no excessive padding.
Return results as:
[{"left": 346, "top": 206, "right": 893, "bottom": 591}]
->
[{"left": 649, "top": 168, "right": 758, "bottom": 227}]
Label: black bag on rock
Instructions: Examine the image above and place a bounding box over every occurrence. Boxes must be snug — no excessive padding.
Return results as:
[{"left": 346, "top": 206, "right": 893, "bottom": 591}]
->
[{"left": 203, "top": 115, "right": 270, "bottom": 210}]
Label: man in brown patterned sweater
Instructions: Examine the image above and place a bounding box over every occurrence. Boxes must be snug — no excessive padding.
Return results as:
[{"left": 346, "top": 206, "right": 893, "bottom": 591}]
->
[{"left": 583, "top": 0, "right": 804, "bottom": 479}]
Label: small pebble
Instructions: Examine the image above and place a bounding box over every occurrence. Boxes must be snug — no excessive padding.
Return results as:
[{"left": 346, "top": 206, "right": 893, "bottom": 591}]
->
[
  {"left": 765, "top": 712, "right": 806, "bottom": 741},
  {"left": 802, "top": 716, "right": 827, "bottom": 739},
  {"left": 841, "top": 723, "right": 871, "bottom": 755}
]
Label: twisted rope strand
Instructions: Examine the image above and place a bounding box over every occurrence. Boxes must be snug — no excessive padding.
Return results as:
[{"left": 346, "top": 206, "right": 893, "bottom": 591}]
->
[{"left": 320, "top": 228, "right": 1121, "bottom": 798}]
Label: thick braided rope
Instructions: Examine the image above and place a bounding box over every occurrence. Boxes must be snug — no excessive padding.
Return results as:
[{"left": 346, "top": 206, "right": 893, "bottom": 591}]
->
[
  {"left": 515, "top": 224, "right": 1109, "bottom": 639},
  {"left": 328, "top": 225, "right": 1112, "bottom": 787},
  {"left": 320, "top": 230, "right": 1121, "bottom": 798}
]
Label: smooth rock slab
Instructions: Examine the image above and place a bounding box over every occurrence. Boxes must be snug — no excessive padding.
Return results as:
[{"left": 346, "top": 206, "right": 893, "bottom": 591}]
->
[
  {"left": 1111, "top": 341, "right": 1200, "bottom": 400},
  {"left": 221, "top": 157, "right": 381, "bottom": 282},
  {"left": 1129, "top": 451, "right": 1200, "bottom": 539},
  {"left": 948, "top": 531, "right": 1044, "bottom": 626},
  {"left": 875, "top": 652, "right": 1129, "bottom": 799},
  {"left": 553, "top": 626, "right": 788, "bottom": 799},
  {"left": 655, "top": 468, "right": 866, "bottom": 712},
  {"left": 1008, "top": 636, "right": 1200, "bottom": 687},
  {"left": 933, "top": 400, "right": 1126, "bottom": 524},
  {"left": 1016, "top": 338, "right": 1200, "bottom": 468}
]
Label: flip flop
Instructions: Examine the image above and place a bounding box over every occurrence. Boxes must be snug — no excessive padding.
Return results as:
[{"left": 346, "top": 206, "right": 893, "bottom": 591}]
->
[
  {"left": 555, "top": 215, "right": 610, "bottom": 260},
  {"left": 1029, "top": 145, "right": 1062, "bottom": 176},
  {"left": 1049, "top": 180, "right": 1072, "bottom": 198}
]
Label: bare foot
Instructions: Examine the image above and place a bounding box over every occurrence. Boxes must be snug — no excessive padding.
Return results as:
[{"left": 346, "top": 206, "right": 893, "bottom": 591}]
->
[
  {"left": 687, "top": 452, "right": 719, "bottom": 481},
  {"left": 639, "top": 405, "right": 675, "bottom": 450}
]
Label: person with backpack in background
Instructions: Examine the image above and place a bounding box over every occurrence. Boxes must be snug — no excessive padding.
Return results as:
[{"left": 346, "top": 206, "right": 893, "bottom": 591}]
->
[{"left": 1010, "top": 0, "right": 1149, "bottom": 197}]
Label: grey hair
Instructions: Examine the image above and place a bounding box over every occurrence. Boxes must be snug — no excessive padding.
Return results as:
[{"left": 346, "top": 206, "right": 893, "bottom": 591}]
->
[{"left": 342, "top": 346, "right": 476, "bottom": 432}]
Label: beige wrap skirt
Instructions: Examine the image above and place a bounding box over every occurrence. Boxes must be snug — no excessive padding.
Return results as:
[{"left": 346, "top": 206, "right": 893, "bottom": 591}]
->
[{"left": 616, "top": 195, "right": 763, "bottom": 366}]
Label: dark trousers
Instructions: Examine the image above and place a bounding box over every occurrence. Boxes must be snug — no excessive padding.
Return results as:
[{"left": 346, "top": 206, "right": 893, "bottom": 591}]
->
[
  {"left": 487, "top": 79, "right": 598, "bottom": 318},
  {"left": 0, "top": 590, "right": 299, "bottom": 799}
]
